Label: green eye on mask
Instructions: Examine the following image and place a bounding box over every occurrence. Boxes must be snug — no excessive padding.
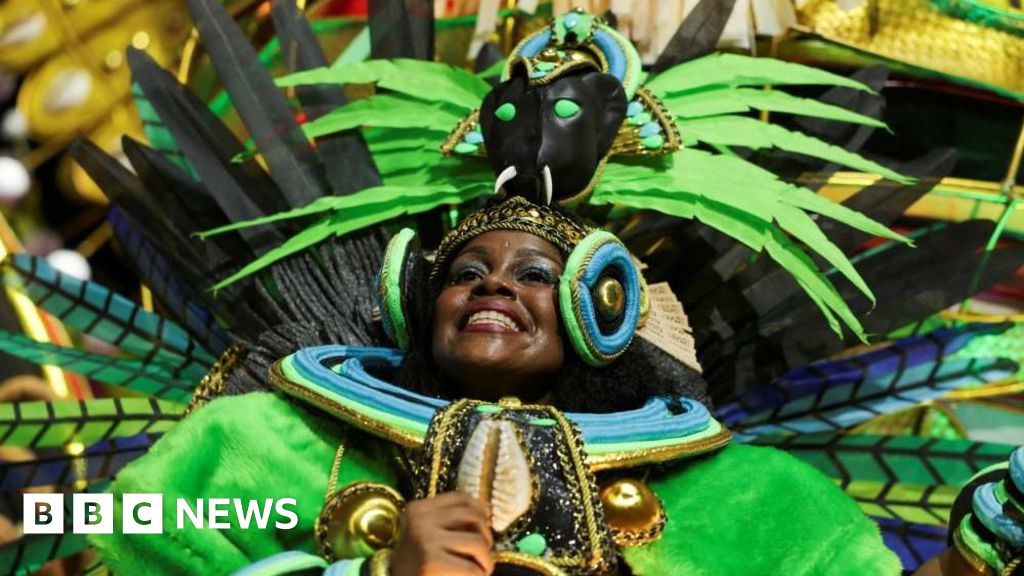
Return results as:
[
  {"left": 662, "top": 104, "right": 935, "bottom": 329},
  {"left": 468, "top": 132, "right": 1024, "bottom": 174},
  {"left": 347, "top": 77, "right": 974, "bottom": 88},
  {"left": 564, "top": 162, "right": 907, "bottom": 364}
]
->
[
  {"left": 495, "top": 103, "right": 517, "bottom": 122},
  {"left": 554, "top": 99, "right": 580, "bottom": 118}
]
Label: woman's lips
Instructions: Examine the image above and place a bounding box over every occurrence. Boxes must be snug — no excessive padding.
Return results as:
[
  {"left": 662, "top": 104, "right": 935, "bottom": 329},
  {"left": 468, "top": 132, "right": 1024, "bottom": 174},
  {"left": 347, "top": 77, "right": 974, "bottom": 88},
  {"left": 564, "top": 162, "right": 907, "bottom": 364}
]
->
[{"left": 460, "top": 304, "right": 526, "bottom": 333}]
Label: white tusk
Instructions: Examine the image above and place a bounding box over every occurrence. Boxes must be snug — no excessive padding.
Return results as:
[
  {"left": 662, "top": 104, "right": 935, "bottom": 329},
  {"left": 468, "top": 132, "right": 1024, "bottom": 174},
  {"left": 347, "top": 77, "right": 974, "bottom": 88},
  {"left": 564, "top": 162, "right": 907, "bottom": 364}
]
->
[
  {"left": 542, "top": 165, "right": 553, "bottom": 205},
  {"left": 494, "top": 165, "right": 517, "bottom": 196}
]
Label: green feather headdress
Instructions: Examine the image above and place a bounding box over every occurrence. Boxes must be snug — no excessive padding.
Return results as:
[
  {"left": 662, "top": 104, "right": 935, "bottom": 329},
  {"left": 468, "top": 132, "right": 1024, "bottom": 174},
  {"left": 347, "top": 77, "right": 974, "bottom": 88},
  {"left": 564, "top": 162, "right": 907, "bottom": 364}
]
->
[{"left": 203, "top": 11, "right": 915, "bottom": 342}]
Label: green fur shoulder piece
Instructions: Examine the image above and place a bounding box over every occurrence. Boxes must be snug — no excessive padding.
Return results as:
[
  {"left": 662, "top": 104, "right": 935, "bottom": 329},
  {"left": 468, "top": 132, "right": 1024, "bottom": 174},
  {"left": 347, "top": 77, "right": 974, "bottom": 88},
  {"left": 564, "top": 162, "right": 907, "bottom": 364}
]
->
[
  {"left": 90, "top": 392, "right": 396, "bottom": 576},
  {"left": 624, "top": 444, "right": 903, "bottom": 575}
]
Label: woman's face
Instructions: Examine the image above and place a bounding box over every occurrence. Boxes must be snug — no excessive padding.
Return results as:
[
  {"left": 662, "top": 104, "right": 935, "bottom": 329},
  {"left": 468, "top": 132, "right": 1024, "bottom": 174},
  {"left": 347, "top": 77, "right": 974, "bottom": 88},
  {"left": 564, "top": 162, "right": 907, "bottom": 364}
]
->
[{"left": 432, "top": 230, "right": 565, "bottom": 402}]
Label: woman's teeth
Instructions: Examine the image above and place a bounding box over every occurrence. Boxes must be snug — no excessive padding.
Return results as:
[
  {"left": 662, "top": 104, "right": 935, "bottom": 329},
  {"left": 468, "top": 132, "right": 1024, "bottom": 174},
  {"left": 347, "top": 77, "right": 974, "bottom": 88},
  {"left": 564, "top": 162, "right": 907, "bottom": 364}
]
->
[{"left": 466, "top": 310, "right": 520, "bottom": 331}]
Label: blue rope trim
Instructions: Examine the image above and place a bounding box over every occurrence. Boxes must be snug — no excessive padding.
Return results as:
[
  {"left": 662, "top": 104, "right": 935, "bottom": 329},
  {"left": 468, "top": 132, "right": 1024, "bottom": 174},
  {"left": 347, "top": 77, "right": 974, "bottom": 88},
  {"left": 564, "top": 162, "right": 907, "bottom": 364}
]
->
[
  {"left": 592, "top": 29, "right": 625, "bottom": 83},
  {"left": 324, "top": 558, "right": 366, "bottom": 576},
  {"left": 230, "top": 551, "right": 328, "bottom": 576},
  {"left": 285, "top": 346, "right": 713, "bottom": 446},
  {"left": 974, "top": 482, "right": 1024, "bottom": 547}
]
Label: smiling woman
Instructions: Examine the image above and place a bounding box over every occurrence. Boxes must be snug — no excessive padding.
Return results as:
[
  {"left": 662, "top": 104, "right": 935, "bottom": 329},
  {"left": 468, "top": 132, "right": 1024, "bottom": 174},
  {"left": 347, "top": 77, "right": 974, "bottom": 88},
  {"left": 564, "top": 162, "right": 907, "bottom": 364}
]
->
[{"left": 432, "top": 231, "right": 566, "bottom": 402}]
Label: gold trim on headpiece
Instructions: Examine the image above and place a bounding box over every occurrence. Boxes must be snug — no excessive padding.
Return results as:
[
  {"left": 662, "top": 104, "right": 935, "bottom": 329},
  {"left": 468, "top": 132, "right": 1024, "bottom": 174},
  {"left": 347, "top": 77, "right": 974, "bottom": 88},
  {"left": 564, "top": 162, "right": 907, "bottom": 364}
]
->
[{"left": 430, "top": 196, "right": 591, "bottom": 282}]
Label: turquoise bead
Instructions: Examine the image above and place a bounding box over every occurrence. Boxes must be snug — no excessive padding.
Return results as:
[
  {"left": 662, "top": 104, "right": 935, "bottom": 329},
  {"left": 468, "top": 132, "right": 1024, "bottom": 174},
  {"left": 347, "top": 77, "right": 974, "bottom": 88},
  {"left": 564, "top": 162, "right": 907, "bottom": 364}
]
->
[
  {"left": 454, "top": 142, "right": 479, "bottom": 154},
  {"left": 630, "top": 112, "right": 652, "bottom": 126},
  {"left": 564, "top": 13, "right": 579, "bottom": 28},
  {"left": 639, "top": 122, "right": 662, "bottom": 138},
  {"left": 641, "top": 134, "right": 664, "bottom": 150},
  {"left": 516, "top": 533, "right": 547, "bottom": 556},
  {"left": 535, "top": 61, "right": 555, "bottom": 72},
  {"left": 464, "top": 131, "right": 484, "bottom": 144},
  {"left": 476, "top": 404, "right": 503, "bottom": 413},
  {"left": 626, "top": 101, "right": 644, "bottom": 117}
]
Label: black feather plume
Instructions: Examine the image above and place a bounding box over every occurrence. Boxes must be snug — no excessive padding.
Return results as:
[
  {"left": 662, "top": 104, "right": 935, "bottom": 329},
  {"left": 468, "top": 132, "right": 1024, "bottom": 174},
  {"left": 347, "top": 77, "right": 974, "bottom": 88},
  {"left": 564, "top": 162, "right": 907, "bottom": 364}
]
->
[
  {"left": 651, "top": 0, "right": 739, "bottom": 74},
  {"left": 269, "top": 0, "right": 381, "bottom": 196},
  {"left": 186, "top": 0, "right": 329, "bottom": 206}
]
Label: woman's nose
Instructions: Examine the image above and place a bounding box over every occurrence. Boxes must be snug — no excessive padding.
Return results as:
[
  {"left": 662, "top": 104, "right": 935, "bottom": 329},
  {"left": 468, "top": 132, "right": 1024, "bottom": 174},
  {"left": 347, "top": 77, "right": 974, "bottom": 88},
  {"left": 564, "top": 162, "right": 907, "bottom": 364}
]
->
[{"left": 472, "top": 272, "right": 515, "bottom": 298}]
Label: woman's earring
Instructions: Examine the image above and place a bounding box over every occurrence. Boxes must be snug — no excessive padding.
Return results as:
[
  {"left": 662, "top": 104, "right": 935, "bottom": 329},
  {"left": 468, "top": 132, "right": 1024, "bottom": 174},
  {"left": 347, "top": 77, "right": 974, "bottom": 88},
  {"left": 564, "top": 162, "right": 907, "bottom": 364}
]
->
[
  {"left": 376, "top": 228, "right": 423, "bottom": 352},
  {"left": 559, "top": 231, "right": 644, "bottom": 366}
]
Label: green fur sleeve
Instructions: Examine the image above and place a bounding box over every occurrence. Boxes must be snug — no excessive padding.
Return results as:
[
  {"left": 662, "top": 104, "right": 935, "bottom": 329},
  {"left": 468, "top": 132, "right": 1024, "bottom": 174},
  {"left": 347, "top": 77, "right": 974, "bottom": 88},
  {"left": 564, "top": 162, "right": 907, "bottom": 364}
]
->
[
  {"left": 89, "top": 392, "right": 396, "bottom": 575},
  {"left": 623, "top": 444, "right": 902, "bottom": 575}
]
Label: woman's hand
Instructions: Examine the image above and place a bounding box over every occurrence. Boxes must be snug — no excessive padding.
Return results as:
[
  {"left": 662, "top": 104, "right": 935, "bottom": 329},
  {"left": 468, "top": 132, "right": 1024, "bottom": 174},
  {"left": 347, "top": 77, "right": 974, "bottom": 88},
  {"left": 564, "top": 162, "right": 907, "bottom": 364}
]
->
[{"left": 389, "top": 492, "right": 495, "bottom": 576}]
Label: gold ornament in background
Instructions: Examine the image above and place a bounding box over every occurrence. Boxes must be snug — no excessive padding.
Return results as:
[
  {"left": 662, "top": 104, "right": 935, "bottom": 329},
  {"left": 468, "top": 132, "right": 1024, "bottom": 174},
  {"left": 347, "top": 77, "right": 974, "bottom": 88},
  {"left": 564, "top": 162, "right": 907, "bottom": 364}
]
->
[
  {"left": 0, "top": 0, "right": 190, "bottom": 203},
  {"left": 795, "top": 0, "right": 1024, "bottom": 96}
]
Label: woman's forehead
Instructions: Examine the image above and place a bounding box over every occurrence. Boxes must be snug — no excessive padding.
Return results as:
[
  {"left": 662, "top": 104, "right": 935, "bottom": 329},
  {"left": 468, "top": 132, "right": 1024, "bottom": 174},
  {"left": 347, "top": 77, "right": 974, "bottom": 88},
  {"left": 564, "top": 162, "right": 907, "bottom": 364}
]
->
[{"left": 455, "top": 230, "right": 565, "bottom": 262}]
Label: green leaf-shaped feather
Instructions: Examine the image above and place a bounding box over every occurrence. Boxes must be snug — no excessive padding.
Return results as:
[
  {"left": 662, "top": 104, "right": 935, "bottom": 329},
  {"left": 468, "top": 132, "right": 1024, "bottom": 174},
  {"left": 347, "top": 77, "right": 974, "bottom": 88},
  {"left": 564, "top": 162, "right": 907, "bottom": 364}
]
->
[
  {"left": 664, "top": 86, "right": 887, "bottom": 128},
  {"left": 277, "top": 58, "right": 491, "bottom": 112},
  {"left": 647, "top": 52, "right": 875, "bottom": 96},
  {"left": 678, "top": 116, "right": 912, "bottom": 183},
  {"left": 206, "top": 183, "right": 493, "bottom": 290}
]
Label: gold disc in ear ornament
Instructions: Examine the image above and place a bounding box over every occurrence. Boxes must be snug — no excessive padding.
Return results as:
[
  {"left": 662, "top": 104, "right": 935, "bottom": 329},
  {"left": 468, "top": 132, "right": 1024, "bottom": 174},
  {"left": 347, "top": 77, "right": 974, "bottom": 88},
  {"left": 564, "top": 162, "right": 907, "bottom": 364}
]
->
[
  {"left": 594, "top": 276, "right": 626, "bottom": 324},
  {"left": 315, "top": 482, "right": 405, "bottom": 561},
  {"left": 598, "top": 478, "right": 666, "bottom": 547}
]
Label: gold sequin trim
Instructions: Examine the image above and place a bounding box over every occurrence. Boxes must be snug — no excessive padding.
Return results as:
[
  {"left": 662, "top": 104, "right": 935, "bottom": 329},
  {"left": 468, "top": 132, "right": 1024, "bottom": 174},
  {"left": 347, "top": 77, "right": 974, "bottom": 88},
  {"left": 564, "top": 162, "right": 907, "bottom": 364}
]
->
[
  {"left": 185, "top": 344, "right": 244, "bottom": 414},
  {"left": 608, "top": 87, "right": 682, "bottom": 158},
  {"left": 430, "top": 196, "right": 591, "bottom": 282},
  {"left": 548, "top": 409, "right": 618, "bottom": 574},
  {"left": 953, "top": 522, "right": 997, "bottom": 575},
  {"left": 494, "top": 551, "right": 570, "bottom": 576},
  {"left": 586, "top": 426, "right": 733, "bottom": 472}
]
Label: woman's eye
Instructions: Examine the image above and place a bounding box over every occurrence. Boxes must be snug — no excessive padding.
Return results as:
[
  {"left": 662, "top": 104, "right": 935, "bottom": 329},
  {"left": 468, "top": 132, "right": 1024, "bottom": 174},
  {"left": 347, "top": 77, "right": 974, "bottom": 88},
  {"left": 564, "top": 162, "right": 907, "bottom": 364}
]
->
[
  {"left": 520, "top": 268, "right": 555, "bottom": 284},
  {"left": 451, "top": 267, "right": 483, "bottom": 284}
]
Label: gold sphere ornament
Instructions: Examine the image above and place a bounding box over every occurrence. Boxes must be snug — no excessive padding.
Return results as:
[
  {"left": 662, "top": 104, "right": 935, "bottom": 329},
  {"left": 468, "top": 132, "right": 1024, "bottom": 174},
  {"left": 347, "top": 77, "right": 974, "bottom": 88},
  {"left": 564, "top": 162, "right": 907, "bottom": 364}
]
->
[
  {"left": 594, "top": 276, "right": 625, "bottom": 323},
  {"left": 598, "top": 478, "right": 666, "bottom": 546},
  {"left": 315, "top": 482, "right": 405, "bottom": 561}
]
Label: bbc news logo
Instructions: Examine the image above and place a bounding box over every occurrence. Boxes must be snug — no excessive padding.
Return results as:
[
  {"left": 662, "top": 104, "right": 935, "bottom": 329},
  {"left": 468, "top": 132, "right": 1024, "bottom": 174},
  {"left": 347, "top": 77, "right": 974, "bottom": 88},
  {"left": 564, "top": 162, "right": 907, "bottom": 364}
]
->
[{"left": 24, "top": 494, "right": 299, "bottom": 534}]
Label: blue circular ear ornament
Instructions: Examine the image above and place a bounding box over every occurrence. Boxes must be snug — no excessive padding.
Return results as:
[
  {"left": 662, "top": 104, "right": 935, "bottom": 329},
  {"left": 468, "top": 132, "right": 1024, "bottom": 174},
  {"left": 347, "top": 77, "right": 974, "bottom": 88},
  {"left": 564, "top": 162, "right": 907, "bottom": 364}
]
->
[
  {"left": 377, "top": 228, "right": 421, "bottom": 351},
  {"left": 559, "top": 231, "right": 643, "bottom": 366}
]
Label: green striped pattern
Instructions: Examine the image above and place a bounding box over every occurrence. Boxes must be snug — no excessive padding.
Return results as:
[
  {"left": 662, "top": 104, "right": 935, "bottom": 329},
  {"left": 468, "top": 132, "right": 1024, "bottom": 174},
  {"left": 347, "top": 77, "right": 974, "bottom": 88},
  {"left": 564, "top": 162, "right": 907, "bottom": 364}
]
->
[
  {"left": 759, "top": 433, "right": 1014, "bottom": 486},
  {"left": 0, "top": 332, "right": 192, "bottom": 403},
  {"left": 757, "top": 433, "right": 1015, "bottom": 525},
  {"left": 3, "top": 254, "right": 214, "bottom": 382},
  {"left": 843, "top": 479, "right": 959, "bottom": 526},
  {"left": 0, "top": 398, "right": 182, "bottom": 449}
]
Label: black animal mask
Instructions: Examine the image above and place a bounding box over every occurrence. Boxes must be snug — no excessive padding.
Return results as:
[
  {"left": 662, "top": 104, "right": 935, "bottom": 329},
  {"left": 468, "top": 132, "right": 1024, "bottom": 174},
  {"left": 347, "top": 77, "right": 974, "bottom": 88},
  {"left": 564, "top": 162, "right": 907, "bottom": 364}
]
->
[{"left": 479, "top": 67, "right": 627, "bottom": 205}]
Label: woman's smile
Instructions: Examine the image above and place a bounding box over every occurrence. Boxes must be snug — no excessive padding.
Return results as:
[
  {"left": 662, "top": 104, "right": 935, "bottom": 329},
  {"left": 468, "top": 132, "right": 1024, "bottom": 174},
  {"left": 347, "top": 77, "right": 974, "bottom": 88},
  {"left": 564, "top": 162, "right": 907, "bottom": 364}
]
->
[{"left": 460, "top": 300, "right": 527, "bottom": 333}]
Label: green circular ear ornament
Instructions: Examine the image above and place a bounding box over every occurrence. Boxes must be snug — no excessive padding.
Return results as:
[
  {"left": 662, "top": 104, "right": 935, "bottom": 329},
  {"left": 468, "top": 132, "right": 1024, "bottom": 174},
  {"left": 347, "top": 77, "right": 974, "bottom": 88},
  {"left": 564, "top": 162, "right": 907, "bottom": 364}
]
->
[
  {"left": 559, "top": 230, "right": 644, "bottom": 366},
  {"left": 377, "top": 228, "right": 421, "bottom": 351}
]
